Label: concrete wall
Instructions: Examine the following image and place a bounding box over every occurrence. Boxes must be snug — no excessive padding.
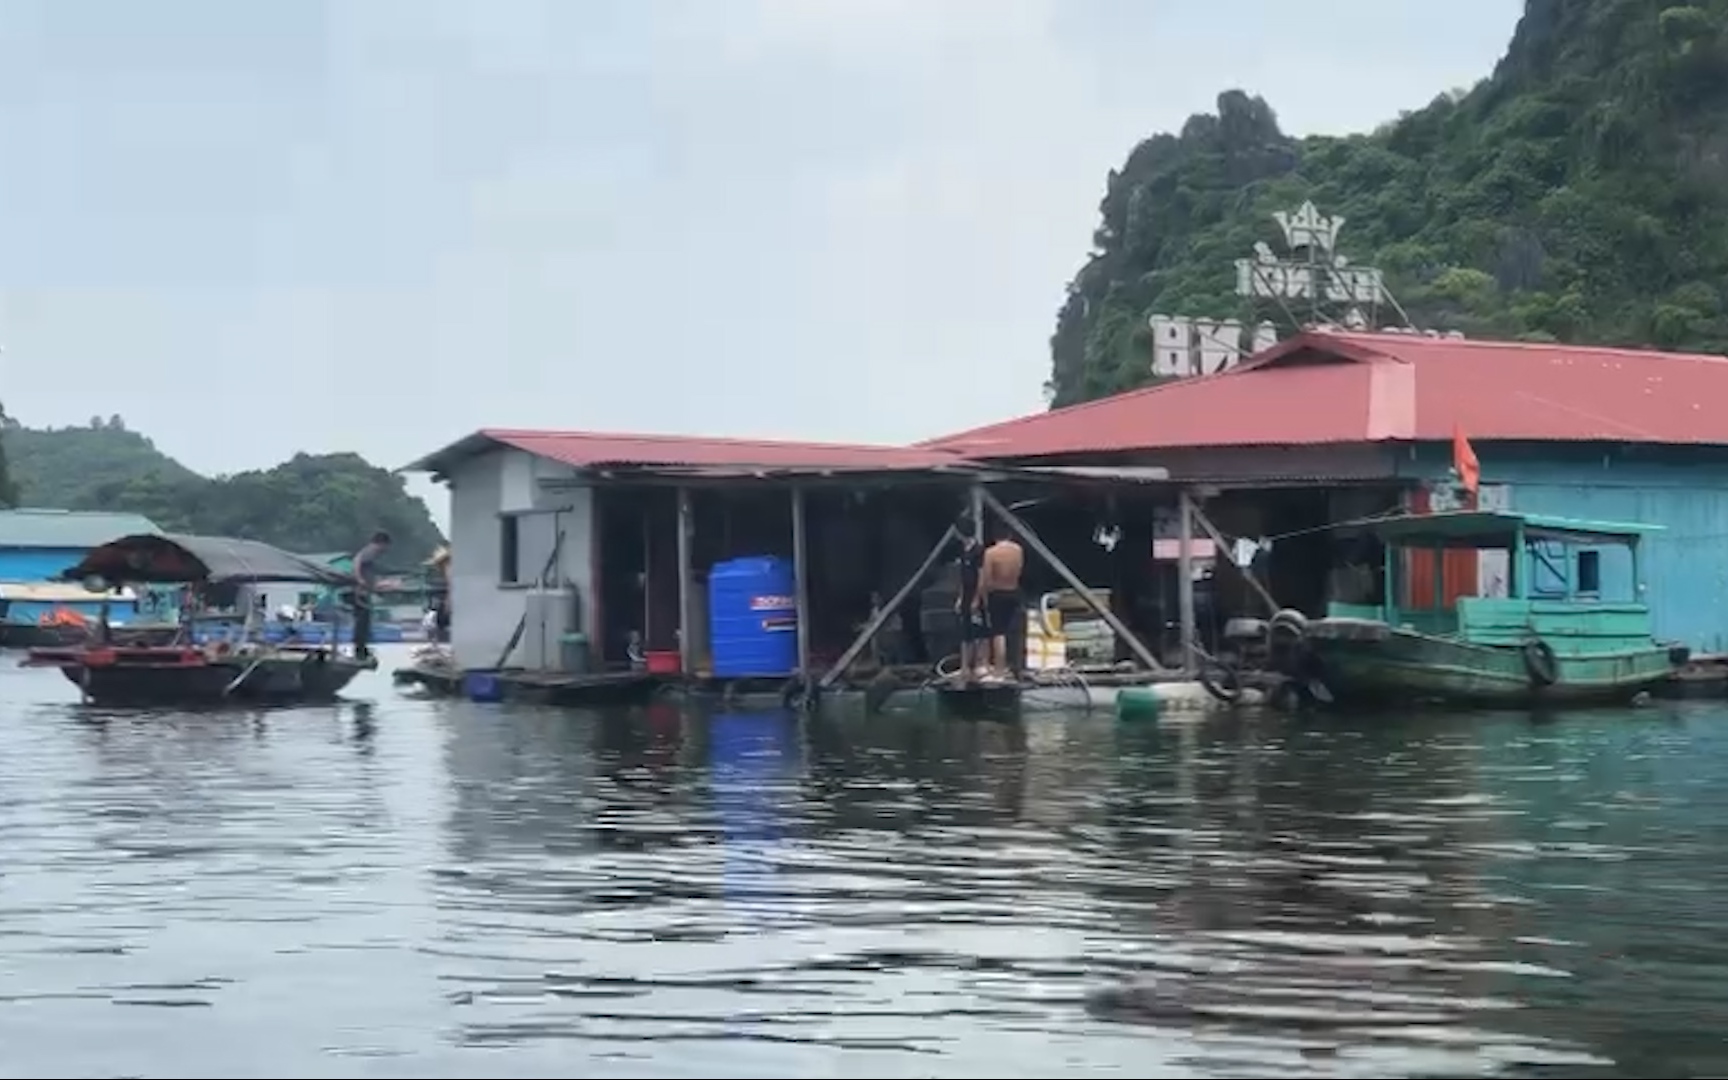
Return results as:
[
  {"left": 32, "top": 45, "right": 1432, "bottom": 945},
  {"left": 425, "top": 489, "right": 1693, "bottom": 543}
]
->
[
  {"left": 446, "top": 448, "right": 596, "bottom": 670},
  {"left": 1398, "top": 442, "right": 1728, "bottom": 654}
]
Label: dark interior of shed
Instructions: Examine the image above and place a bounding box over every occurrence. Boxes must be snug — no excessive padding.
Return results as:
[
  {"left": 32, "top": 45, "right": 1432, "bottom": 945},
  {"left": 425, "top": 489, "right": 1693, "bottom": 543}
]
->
[
  {"left": 592, "top": 478, "right": 1232, "bottom": 677},
  {"left": 592, "top": 482, "right": 968, "bottom": 673},
  {"left": 1199, "top": 484, "right": 1405, "bottom": 620}
]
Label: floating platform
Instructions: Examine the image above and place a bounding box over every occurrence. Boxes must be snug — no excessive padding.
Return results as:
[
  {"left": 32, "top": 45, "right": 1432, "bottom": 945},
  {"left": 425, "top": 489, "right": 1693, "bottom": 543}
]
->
[
  {"left": 920, "top": 673, "right": 1265, "bottom": 719},
  {"left": 393, "top": 661, "right": 661, "bottom": 707},
  {"left": 933, "top": 679, "right": 1025, "bottom": 719},
  {"left": 1662, "top": 654, "right": 1728, "bottom": 698}
]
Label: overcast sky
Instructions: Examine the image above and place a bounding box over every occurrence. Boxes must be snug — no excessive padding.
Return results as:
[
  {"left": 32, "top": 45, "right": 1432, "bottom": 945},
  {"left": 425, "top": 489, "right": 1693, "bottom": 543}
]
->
[{"left": 0, "top": 0, "right": 1520, "bottom": 515}]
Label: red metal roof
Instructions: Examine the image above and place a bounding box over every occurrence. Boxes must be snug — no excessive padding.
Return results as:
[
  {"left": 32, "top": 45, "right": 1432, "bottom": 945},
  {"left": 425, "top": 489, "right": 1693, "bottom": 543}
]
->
[
  {"left": 921, "top": 330, "right": 1728, "bottom": 459},
  {"left": 406, "top": 428, "right": 967, "bottom": 475}
]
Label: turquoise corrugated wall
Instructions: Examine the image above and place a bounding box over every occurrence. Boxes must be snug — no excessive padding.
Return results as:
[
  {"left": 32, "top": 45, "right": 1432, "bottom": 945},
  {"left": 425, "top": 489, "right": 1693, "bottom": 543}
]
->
[
  {"left": 0, "top": 547, "right": 95, "bottom": 581},
  {"left": 1398, "top": 444, "right": 1728, "bottom": 654}
]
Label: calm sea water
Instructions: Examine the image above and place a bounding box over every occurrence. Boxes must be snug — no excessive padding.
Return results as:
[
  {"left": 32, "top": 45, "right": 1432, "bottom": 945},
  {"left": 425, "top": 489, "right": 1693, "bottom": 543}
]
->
[{"left": 0, "top": 647, "right": 1725, "bottom": 1079}]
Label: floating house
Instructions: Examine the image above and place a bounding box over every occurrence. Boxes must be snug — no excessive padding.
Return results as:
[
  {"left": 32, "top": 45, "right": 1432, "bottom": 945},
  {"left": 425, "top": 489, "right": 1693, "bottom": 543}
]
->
[
  {"left": 0, "top": 508, "right": 163, "bottom": 629},
  {"left": 402, "top": 431, "right": 986, "bottom": 675},
  {"left": 922, "top": 329, "right": 1728, "bottom": 654}
]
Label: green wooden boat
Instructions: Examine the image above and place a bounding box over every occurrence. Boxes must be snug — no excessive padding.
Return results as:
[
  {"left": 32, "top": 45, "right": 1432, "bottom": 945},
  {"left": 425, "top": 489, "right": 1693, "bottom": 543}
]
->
[{"left": 1303, "top": 510, "right": 1687, "bottom": 708}]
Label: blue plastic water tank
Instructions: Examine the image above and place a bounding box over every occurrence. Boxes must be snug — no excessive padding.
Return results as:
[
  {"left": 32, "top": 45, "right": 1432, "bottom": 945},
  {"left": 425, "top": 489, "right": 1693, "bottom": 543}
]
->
[{"left": 708, "top": 556, "right": 799, "bottom": 678}]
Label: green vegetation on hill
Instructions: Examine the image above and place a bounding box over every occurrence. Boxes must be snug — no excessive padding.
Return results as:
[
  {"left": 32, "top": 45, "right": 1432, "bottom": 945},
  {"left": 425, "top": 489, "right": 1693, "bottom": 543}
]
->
[
  {"left": 1049, "top": 0, "right": 1728, "bottom": 406},
  {"left": 0, "top": 404, "right": 17, "bottom": 509},
  {"left": 1, "top": 416, "right": 445, "bottom": 562}
]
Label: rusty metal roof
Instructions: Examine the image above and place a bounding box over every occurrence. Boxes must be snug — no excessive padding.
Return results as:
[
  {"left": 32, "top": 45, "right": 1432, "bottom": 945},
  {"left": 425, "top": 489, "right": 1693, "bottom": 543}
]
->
[{"left": 921, "top": 330, "right": 1728, "bottom": 459}]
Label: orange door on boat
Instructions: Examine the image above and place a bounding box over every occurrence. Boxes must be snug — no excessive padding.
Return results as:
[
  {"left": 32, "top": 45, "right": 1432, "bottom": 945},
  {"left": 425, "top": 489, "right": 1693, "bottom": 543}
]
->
[{"left": 1402, "top": 488, "right": 1479, "bottom": 610}]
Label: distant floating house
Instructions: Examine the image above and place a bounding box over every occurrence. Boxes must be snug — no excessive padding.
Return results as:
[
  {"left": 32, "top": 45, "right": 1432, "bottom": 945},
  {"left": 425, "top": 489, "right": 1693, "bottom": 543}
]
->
[
  {"left": 921, "top": 329, "right": 1728, "bottom": 654},
  {"left": 0, "top": 508, "right": 162, "bottom": 582},
  {"left": 0, "top": 508, "right": 163, "bottom": 633}
]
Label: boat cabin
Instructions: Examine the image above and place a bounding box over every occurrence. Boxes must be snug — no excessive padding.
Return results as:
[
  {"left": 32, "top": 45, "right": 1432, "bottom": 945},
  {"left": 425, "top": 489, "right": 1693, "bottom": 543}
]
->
[{"left": 1328, "top": 510, "right": 1659, "bottom": 639}]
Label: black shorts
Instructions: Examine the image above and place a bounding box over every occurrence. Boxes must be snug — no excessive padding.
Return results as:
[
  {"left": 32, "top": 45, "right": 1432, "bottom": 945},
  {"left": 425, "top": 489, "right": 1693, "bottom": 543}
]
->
[
  {"left": 960, "top": 602, "right": 992, "bottom": 642},
  {"left": 986, "top": 591, "right": 1021, "bottom": 635}
]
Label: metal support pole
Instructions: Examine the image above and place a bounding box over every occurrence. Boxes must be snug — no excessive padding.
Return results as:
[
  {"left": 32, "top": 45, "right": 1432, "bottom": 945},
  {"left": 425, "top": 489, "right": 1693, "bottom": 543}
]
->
[
  {"left": 676, "top": 487, "right": 694, "bottom": 674},
  {"left": 1187, "top": 500, "right": 1280, "bottom": 615},
  {"left": 819, "top": 524, "right": 957, "bottom": 689},
  {"left": 641, "top": 505, "right": 653, "bottom": 646},
  {"left": 791, "top": 485, "right": 811, "bottom": 678},
  {"left": 1178, "top": 489, "right": 1197, "bottom": 677},
  {"left": 976, "top": 487, "right": 1172, "bottom": 674}
]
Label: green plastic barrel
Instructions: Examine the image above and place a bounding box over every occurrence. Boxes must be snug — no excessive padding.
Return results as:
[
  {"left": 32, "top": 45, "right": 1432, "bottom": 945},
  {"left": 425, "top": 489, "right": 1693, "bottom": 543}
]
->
[{"left": 1115, "top": 686, "right": 1162, "bottom": 722}]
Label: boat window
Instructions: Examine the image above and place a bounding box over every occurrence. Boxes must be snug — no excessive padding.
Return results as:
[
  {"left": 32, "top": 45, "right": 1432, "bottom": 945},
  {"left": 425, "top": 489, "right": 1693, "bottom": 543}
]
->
[
  {"left": 1577, "top": 549, "right": 1601, "bottom": 596},
  {"left": 499, "top": 515, "right": 521, "bottom": 585}
]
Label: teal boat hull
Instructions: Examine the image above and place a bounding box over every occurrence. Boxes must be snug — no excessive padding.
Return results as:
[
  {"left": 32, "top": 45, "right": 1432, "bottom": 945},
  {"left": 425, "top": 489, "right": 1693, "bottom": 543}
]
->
[{"left": 1305, "top": 617, "right": 1683, "bottom": 708}]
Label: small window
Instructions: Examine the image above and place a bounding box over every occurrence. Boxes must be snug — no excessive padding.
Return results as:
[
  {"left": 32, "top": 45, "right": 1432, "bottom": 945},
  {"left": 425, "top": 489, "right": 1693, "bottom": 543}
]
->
[
  {"left": 1576, "top": 549, "right": 1601, "bottom": 595},
  {"left": 499, "top": 515, "right": 521, "bottom": 584}
]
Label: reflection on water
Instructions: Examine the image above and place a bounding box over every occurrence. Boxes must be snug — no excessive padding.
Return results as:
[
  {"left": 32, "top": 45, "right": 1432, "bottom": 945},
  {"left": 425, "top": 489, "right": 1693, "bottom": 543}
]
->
[{"left": 0, "top": 651, "right": 1724, "bottom": 1077}]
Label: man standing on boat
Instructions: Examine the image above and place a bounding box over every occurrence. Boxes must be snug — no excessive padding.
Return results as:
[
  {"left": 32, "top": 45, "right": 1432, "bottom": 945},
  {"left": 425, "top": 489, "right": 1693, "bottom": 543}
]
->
[
  {"left": 350, "top": 530, "right": 392, "bottom": 661},
  {"left": 979, "top": 522, "right": 1025, "bottom": 682},
  {"left": 953, "top": 513, "right": 989, "bottom": 681}
]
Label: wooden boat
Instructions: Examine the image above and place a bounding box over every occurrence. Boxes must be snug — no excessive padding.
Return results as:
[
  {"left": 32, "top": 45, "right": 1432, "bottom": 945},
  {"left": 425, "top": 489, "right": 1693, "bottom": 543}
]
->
[
  {"left": 21, "top": 533, "right": 375, "bottom": 707},
  {"left": 1300, "top": 510, "right": 1687, "bottom": 708}
]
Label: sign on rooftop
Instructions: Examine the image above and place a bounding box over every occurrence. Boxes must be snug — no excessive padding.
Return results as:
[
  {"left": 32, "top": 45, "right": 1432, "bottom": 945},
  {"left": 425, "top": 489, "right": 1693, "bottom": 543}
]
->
[
  {"left": 1234, "top": 200, "right": 1386, "bottom": 330},
  {"left": 1147, "top": 316, "right": 1277, "bottom": 379},
  {"left": 1144, "top": 201, "right": 1398, "bottom": 382}
]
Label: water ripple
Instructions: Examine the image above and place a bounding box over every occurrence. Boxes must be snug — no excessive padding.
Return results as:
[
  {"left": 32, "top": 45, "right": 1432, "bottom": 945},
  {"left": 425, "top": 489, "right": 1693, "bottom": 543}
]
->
[{"left": 0, "top": 657, "right": 1723, "bottom": 1076}]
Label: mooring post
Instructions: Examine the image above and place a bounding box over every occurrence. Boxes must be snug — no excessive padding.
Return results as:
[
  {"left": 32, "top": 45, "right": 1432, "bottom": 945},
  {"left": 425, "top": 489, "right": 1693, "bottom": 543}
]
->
[
  {"left": 1177, "top": 489, "right": 1198, "bottom": 677},
  {"left": 976, "top": 487, "right": 1172, "bottom": 674},
  {"left": 676, "top": 486, "right": 694, "bottom": 675},
  {"left": 819, "top": 524, "right": 957, "bottom": 689},
  {"left": 790, "top": 484, "right": 811, "bottom": 679}
]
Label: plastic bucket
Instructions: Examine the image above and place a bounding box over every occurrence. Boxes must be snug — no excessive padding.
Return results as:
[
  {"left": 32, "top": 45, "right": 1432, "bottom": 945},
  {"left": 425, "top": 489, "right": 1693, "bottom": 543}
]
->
[{"left": 463, "top": 671, "right": 505, "bottom": 703}]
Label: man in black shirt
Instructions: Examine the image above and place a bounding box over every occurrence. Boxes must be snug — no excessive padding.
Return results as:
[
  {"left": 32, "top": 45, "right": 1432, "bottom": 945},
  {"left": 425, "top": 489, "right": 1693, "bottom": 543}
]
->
[
  {"left": 954, "top": 514, "right": 989, "bottom": 681},
  {"left": 350, "top": 530, "right": 392, "bottom": 661}
]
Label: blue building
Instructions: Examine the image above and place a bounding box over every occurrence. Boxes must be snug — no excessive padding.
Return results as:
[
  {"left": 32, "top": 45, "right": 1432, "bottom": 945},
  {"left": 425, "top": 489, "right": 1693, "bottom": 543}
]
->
[
  {"left": 924, "top": 329, "right": 1728, "bottom": 655},
  {"left": 0, "top": 508, "right": 162, "bottom": 626}
]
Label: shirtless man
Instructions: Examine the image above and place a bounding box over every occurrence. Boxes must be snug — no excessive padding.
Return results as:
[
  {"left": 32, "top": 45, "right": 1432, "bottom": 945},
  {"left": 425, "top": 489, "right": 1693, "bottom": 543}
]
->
[{"left": 979, "top": 523, "right": 1025, "bottom": 680}]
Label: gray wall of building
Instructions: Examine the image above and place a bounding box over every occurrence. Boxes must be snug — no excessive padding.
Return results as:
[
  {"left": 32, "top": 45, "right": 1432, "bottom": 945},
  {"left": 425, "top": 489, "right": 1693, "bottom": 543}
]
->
[{"left": 446, "top": 448, "right": 596, "bottom": 670}]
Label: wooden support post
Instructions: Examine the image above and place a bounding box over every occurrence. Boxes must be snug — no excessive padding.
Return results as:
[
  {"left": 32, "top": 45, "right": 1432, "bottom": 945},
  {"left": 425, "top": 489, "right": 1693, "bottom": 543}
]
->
[
  {"left": 976, "top": 487, "right": 1172, "bottom": 674},
  {"left": 969, "top": 485, "right": 984, "bottom": 544},
  {"left": 676, "top": 487, "right": 694, "bottom": 675},
  {"left": 791, "top": 485, "right": 811, "bottom": 678},
  {"left": 819, "top": 524, "right": 958, "bottom": 689},
  {"left": 1187, "top": 498, "right": 1281, "bottom": 615},
  {"left": 1177, "top": 490, "right": 1197, "bottom": 676}
]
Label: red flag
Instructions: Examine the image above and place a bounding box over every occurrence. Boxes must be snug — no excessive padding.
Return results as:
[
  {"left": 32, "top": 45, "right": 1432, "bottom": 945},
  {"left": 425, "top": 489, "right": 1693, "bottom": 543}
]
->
[{"left": 1453, "top": 423, "right": 1480, "bottom": 499}]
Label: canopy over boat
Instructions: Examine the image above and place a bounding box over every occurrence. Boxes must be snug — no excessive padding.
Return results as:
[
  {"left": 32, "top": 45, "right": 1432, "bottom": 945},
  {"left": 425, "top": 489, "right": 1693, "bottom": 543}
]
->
[
  {"left": 60, "top": 533, "right": 356, "bottom": 586},
  {"left": 1335, "top": 509, "right": 1660, "bottom": 549}
]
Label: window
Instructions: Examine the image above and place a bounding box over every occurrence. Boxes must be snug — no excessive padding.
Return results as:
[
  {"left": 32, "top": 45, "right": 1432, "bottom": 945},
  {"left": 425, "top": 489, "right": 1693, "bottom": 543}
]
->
[
  {"left": 1576, "top": 549, "right": 1601, "bottom": 596},
  {"left": 499, "top": 515, "right": 521, "bottom": 584}
]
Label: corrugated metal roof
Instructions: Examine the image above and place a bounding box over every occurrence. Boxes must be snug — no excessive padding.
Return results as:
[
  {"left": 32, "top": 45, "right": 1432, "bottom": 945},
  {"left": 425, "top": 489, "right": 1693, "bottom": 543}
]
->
[
  {"left": 921, "top": 330, "right": 1728, "bottom": 459},
  {"left": 403, "top": 428, "right": 968, "bottom": 476},
  {"left": 0, "top": 509, "right": 161, "bottom": 550}
]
